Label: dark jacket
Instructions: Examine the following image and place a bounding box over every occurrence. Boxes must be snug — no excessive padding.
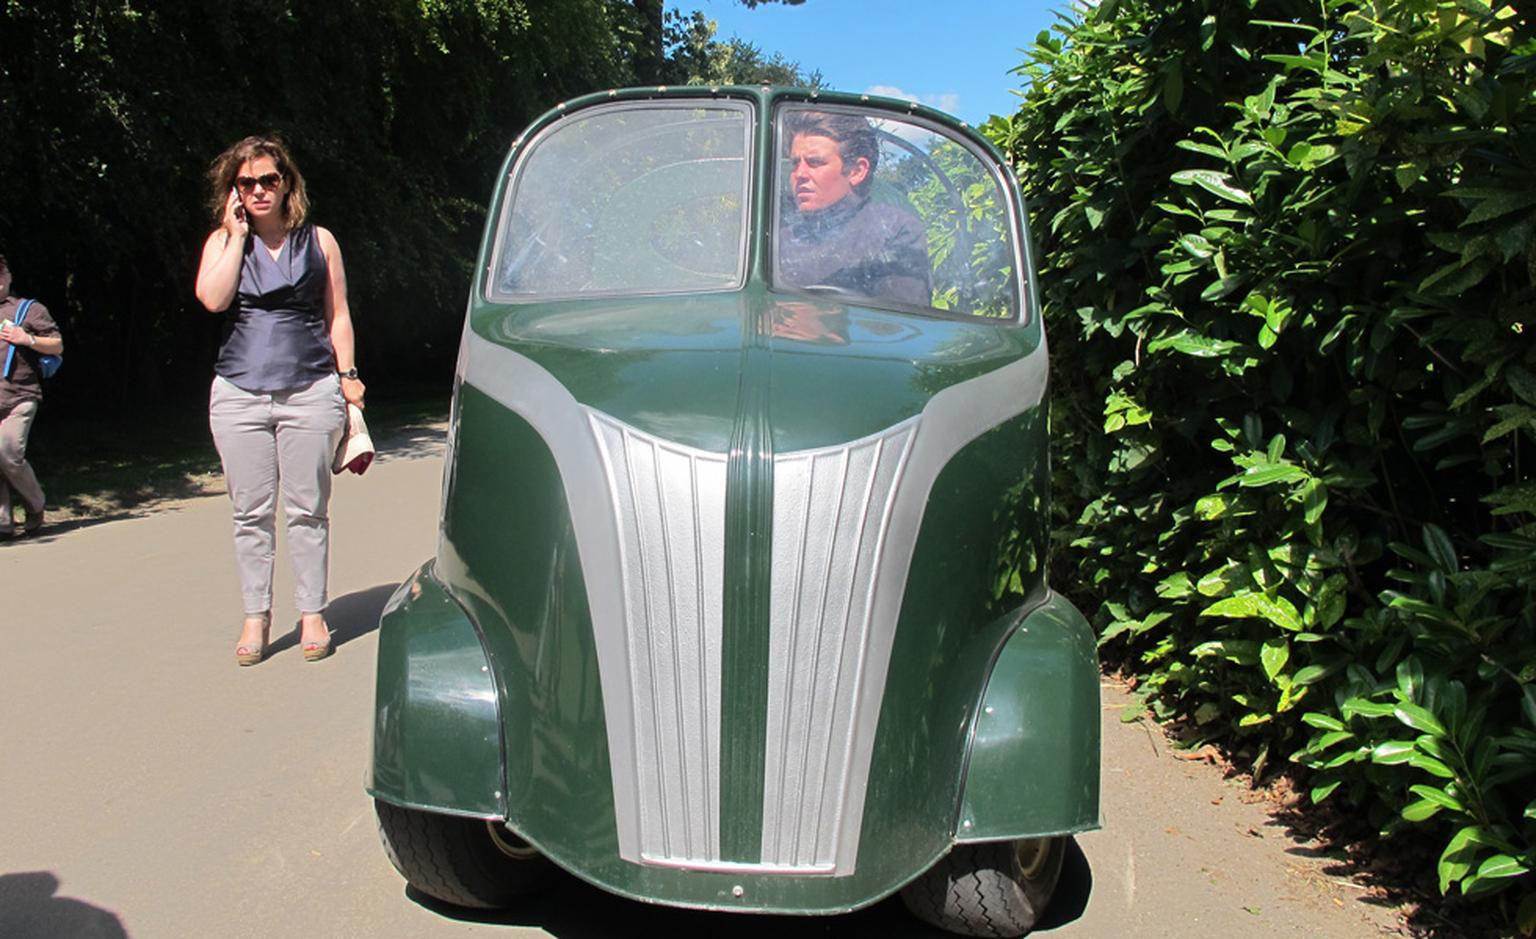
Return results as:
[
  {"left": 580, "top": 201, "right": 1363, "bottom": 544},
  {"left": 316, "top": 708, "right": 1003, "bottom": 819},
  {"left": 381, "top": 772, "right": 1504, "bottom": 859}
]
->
[{"left": 776, "top": 193, "right": 931, "bottom": 307}]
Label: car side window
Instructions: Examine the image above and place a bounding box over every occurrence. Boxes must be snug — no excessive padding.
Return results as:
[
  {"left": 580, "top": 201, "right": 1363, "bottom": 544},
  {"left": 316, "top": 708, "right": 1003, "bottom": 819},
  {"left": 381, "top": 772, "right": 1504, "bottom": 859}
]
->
[
  {"left": 491, "top": 102, "right": 752, "bottom": 300},
  {"left": 773, "top": 104, "right": 1022, "bottom": 321}
]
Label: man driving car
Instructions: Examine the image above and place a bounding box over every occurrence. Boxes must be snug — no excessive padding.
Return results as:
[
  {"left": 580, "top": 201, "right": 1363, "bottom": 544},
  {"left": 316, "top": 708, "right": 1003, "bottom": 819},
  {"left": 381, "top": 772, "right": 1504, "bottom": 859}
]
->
[{"left": 776, "top": 110, "right": 932, "bottom": 308}]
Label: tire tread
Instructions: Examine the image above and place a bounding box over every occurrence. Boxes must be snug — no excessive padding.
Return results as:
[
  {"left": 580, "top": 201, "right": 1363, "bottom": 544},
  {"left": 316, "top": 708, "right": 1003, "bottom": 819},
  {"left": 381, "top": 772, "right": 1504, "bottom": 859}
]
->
[
  {"left": 375, "top": 799, "right": 550, "bottom": 909},
  {"left": 901, "top": 838, "right": 1065, "bottom": 938}
]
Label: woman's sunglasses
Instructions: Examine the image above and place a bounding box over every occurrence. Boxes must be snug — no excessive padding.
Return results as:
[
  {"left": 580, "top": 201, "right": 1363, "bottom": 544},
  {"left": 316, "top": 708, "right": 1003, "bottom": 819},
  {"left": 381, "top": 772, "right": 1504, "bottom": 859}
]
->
[{"left": 235, "top": 172, "right": 283, "bottom": 194}]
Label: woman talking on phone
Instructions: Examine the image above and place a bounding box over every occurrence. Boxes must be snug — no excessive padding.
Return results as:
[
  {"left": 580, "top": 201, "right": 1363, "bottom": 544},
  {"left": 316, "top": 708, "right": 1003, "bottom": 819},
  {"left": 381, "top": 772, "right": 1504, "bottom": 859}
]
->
[{"left": 194, "top": 135, "right": 364, "bottom": 666}]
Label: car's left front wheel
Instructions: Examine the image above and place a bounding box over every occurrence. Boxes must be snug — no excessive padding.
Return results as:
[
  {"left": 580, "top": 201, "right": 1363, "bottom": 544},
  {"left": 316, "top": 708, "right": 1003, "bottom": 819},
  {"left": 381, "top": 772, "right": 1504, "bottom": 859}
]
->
[{"left": 375, "top": 799, "right": 554, "bottom": 908}]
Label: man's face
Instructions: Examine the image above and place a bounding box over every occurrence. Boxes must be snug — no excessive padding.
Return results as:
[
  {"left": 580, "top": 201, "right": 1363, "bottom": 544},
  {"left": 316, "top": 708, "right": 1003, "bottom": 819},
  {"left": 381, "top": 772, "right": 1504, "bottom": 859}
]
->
[{"left": 789, "top": 133, "right": 869, "bottom": 212}]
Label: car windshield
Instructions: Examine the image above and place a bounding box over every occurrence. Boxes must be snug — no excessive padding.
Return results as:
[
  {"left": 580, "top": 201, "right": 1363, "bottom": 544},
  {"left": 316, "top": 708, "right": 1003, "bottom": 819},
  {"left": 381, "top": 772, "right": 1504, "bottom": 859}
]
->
[
  {"left": 772, "top": 104, "right": 1022, "bottom": 321},
  {"left": 491, "top": 102, "right": 752, "bottom": 300}
]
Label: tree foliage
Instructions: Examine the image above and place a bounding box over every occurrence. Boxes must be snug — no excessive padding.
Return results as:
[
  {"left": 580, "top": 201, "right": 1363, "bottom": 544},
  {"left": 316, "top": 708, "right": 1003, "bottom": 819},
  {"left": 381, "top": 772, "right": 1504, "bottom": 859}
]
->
[
  {"left": 988, "top": 0, "right": 1535, "bottom": 925},
  {"left": 0, "top": 0, "right": 805, "bottom": 412}
]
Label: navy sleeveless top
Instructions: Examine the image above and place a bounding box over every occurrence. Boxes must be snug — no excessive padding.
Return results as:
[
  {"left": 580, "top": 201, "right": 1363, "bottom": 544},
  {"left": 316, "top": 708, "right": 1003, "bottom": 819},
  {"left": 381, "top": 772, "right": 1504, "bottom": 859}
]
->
[{"left": 214, "top": 223, "right": 336, "bottom": 392}]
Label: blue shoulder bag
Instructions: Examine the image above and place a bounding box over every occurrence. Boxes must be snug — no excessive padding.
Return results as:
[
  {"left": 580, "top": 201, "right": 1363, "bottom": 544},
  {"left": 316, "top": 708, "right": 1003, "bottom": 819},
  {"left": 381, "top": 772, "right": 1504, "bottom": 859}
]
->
[{"left": 2, "top": 299, "right": 62, "bottom": 380}]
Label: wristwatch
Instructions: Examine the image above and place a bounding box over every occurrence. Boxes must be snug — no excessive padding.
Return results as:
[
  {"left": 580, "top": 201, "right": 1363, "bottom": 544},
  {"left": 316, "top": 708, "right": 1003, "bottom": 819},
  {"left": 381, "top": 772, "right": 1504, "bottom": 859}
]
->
[{"left": 338, "top": 367, "right": 359, "bottom": 380}]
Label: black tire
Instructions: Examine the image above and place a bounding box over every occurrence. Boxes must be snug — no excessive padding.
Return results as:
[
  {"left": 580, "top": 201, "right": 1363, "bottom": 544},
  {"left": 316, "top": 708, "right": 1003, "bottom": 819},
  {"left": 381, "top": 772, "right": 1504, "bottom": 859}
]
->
[
  {"left": 900, "top": 837, "right": 1066, "bottom": 938},
  {"left": 374, "top": 799, "right": 555, "bottom": 908}
]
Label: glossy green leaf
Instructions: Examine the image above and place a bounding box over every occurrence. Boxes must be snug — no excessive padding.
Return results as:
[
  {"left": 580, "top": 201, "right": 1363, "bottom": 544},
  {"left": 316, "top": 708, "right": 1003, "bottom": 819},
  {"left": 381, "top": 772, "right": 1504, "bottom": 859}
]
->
[
  {"left": 1156, "top": 572, "right": 1194, "bottom": 598},
  {"left": 1302, "top": 712, "right": 1345, "bottom": 732},
  {"left": 1409, "top": 784, "right": 1465, "bottom": 813},
  {"left": 1394, "top": 159, "right": 1427, "bottom": 190},
  {"left": 1401, "top": 799, "right": 1444, "bottom": 822},
  {"left": 1262, "top": 52, "right": 1325, "bottom": 74},
  {"left": 1194, "top": 494, "right": 1229, "bottom": 520},
  {"left": 1371, "top": 740, "right": 1416, "bottom": 765},
  {"left": 1310, "top": 779, "right": 1341, "bottom": 803},
  {"left": 1341, "top": 698, "right": 1397, "bottom": 720},
  {"left": 1191, "top": 639, "right": 1261, "bottom": 665},
  {"left": 1395, "top": 703, "right": 1447, "bottom": 737},
  {"left": 1170, "top": 169, "right": 1254, "bottom": 205},
  {"left": 1292, "top": 660, "right": 1345, "bottom": 686},
  {"left": 1461, "top": 188, "right": 1536, "bottom": 225},
  {"left": 1438, "top": 825, "right": 1483, "bottom": 894},
  {"left": 1314, "top": 730, "right": 1353, "bottom": 751},
  {"left": 1237, "top": 463, "right": 1306, "bottom": 487},
  {"left": 1408, "top": 752, "right": 1457, "bottom": 779},
  {"left": 1313, "top": 575, "right": 1347, "bottom": 630},
  {"left": 1177, "top": 233, "right": 1215, "bottom": 258},
  {"left": 1422, "top": 524, "right": 1458, "bottom": 574},
  {"left": 1260, "top": 639, "right": 1289, "bottom": 681},
  {"left": 1147, "top": 331, "right": 1242, "bottom": 358},
  {"left": 1397, "top": 658, "right": 1424, "bottom": 703},
  {"left": 1202, "top": 593, "right": 1302, "bottom": 631},
  {"left": 1175, "top": 139, "right": 1227, "bottom": 161},
  {"left": 1300, "top": 479, "right": 1328, "bottom": 525},
  {"left": 1474, "top": 854, "right": 1528, "bottom": 880}
]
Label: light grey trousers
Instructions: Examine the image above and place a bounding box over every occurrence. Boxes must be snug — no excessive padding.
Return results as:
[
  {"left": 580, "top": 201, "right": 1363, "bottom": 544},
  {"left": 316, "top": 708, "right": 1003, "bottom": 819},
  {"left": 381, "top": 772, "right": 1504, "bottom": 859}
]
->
[
  {"left": 0, "top": 398, "right": 46, "bottom": 531},
  {"left": 209, "top": 374, "right": 346, "bottom": 615}
]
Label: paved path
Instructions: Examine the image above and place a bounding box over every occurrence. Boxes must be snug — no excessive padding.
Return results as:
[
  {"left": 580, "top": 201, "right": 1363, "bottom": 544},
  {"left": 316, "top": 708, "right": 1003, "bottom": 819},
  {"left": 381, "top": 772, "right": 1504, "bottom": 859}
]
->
[{"left": 0, "top": 435, "right": 1407, "bottom": 938}]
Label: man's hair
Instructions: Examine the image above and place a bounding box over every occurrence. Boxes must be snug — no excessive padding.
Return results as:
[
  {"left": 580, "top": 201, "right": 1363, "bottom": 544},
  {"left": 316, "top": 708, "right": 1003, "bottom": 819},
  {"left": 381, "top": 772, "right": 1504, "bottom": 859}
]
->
[
  {"left": 785, "top": 110, "right": 879, "bottom": 191},
  {"left": 205, "top": 134, "right": 310, "bottom": 232}
]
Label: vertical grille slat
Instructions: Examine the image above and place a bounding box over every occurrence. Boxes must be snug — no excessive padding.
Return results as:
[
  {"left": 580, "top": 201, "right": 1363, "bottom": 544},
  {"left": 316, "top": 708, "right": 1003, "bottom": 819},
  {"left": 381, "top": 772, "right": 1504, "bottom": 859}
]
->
[
  {"left": 591, "top": 413, "right": 727, "bottom": 865},
  {"left": 762, "top": 422, "right": 917, "bottom": 871}
]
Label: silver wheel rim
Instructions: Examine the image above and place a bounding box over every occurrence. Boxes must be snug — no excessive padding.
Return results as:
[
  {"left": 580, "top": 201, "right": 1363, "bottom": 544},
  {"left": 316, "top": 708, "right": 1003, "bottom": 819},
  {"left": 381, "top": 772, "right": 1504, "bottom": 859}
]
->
[
  {"left": 1014, "top": 838, "right": 1051, "bottom": 881},
  {"left": 485, "top": 822, "right": 540, "bottom": 861}
]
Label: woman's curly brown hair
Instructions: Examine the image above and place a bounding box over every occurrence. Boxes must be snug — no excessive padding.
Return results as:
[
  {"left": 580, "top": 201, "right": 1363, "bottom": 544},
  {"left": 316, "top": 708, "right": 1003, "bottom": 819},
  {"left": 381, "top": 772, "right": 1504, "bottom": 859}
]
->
[{"left": 205, "top": 134, "right": 310, "bottom": 232}]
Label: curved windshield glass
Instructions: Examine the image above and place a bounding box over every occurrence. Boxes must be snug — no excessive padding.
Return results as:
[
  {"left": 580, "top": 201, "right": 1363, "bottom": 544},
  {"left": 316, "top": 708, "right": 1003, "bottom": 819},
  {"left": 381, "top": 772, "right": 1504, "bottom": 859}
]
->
[
  {"left": 772, "top": 104, "right": 1022, "bottom": 321},
  {"left": 491, "top": 102, "right": 752, "bottom": 300}
]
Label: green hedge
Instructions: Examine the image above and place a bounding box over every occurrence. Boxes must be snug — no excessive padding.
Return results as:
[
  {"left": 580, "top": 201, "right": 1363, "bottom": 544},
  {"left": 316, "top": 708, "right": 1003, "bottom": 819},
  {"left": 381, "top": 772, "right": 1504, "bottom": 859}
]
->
[{"left": 986, "top": 0, "right": 1534, "bottom": 927}]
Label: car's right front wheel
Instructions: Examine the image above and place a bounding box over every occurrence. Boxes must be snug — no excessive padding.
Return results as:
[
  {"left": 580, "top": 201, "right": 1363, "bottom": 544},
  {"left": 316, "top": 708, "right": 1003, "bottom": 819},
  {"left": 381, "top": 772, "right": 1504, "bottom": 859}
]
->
[
  {"left": 374, "top": 799, "right": 554, "bottom": 908},
  {"left": 900, "top": 836, "right": 1066, "bottom": 937}
]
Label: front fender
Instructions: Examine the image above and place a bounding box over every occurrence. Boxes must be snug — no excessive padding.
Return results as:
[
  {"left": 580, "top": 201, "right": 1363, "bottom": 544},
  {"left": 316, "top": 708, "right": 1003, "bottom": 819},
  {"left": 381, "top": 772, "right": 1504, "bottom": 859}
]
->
[
  {"left": 368, "top": 562, "right": 505, "bottom": 818},
  {"left": 955, "top": 591, "right": 1100, "bottom": 842}
]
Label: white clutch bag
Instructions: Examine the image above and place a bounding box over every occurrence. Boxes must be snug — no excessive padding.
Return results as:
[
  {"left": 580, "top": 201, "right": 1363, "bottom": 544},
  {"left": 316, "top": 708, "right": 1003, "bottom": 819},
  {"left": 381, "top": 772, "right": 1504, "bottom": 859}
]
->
[{"left": 332, "top": 403, "right": 375, "bottom": 475}]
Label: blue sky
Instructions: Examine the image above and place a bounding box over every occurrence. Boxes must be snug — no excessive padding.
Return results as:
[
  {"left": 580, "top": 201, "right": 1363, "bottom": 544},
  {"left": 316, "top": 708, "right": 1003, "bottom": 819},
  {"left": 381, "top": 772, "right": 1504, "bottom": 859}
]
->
[{"left": 697, "top": 0, "right": 1079, "bottom": 125}]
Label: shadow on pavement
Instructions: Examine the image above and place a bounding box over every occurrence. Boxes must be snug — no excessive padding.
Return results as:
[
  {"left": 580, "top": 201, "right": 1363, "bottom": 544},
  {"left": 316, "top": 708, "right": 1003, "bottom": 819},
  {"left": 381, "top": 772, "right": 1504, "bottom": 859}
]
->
[
  {"left": 263, "top": 582, "right": 395, "bottom": 657},
  {"left": 372, "top": 419, "right": 446, "bottom": 463},
  {"left": 405, "top": 838, "right": 1093, "bottom": 937},
  {"left": 1036, "top": 837, "right": 1092, "bottom": 931},
  {"left": 1270, "top": 805, "right": 1473, "bottom": 938},
  {"left": 409, "top": 878, "right": 945, "bottom": 937},
  {"left": 0, "top": 872, "right": 128, "bottom": 939},
  {"left": 0, "top": 496, "right": 213, "bottom": 544},
  {"left": 6, "top": 415, "right": 447, "bottom": 542}
]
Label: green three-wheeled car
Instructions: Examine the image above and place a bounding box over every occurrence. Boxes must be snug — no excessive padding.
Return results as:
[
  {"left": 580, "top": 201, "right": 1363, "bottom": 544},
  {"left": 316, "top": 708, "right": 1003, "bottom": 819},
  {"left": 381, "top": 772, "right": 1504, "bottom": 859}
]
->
[{"left": 369, "top": 85, "right": 1100, "bottom": 937}]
